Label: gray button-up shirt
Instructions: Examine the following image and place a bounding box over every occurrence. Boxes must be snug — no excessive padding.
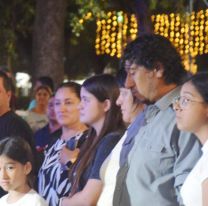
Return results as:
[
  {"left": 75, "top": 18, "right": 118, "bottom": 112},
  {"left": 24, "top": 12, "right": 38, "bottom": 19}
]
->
[{"left": 114, "top": 87, "right": 202, "bottom": 206}]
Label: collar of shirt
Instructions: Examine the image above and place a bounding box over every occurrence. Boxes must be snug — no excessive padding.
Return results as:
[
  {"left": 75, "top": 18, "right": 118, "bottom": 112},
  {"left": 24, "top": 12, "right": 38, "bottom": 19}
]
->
[
  {"left": 155, "top": 86, "right": 181, "bottom": 111},
  {"left": 144, "top": 86, "right": 181, "bottom": 124}
]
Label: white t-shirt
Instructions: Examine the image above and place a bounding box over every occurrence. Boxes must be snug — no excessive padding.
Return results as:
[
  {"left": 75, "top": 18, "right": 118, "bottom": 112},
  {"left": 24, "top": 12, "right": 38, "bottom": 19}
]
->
[
  {"left": 181, "top": 140, "right": 208, "bottom": 206},
  {"left": 25, "top": 111, "right": 48, "bottom": 132},
  {"left": 97, "top": 131, "right": 127, "bottom": 206},
  {"left": 0, "top": 189, "right": 48, "bottom": 206}
]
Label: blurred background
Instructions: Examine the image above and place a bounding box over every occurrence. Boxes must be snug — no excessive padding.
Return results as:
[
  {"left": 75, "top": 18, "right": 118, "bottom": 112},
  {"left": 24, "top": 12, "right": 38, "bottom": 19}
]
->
[{"left": 0, "top": 0, "right": 208, "bottom": 108}]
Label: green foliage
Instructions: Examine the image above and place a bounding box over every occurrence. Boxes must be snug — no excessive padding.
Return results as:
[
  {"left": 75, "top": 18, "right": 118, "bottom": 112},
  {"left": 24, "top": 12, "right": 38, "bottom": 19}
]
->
[
  {"left": 0, "top": 0, "right": 35, "bottom": 66},
  {"left": 69, "top": 0, "right": 107, "bottom": 36},
  {"left": 68, "top": 0, "right": 194, "bottom": 37},
  {"left": 0, "top": 0, "right": 206, "bottom": 75}
]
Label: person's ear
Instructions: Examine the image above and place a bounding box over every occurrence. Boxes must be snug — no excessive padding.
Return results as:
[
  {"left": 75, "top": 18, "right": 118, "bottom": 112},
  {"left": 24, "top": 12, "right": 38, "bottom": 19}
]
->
[
  {"left": 7, "top": 91, "right": 12, "bottom": 101},
  {"left": 103, "top": 99, "right": 111, "bottom": 112},
  {"left": 155, "top": 68, "right": 164, "bottom": 78},
  {"left": 154, "top": 62, "right": 164, "bottom": 78},
  {"left": 24, "top": 162, "right": 32, "bottom": 175}
]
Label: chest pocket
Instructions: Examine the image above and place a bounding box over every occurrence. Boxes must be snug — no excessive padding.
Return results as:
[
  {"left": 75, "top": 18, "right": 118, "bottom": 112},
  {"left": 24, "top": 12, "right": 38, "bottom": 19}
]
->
[
  {"left": 147, "top": 143, "right": 169, "bottom": 164},
  {"left": 139, "top": 139, "right": 176, "bottom": 176},
  {"left": 148, "top": 143, "right": 165, "bottom": 152}
]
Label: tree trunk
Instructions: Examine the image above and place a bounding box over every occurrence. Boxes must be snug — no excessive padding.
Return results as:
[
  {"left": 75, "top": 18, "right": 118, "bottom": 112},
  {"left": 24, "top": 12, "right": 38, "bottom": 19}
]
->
[
  {"left": 134, "top": 0, "right": 153, "bottom": 35},
  {"left": 32, "top": 0, "right": 67, "bottom": 88}
]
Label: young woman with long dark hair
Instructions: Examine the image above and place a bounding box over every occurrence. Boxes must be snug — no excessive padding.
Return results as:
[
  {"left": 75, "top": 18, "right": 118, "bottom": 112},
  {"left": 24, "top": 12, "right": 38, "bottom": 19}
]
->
[{"left": 60, "top": 74, "right": 125, "bottom": 206}]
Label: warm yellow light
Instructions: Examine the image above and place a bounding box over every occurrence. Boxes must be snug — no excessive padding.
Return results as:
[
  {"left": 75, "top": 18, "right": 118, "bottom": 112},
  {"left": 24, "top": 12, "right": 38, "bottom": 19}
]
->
[
  {"left": 107, "top": 19, "right": 112, "bottom": 24},
  {"left": 110, "top": 37, "right": 116, "bottom": 42},
  {"left": 113, "top": 21, "right": 117, "bottom": 26},
  {"left": 113, "top": 16, "right": 117, "bottom": 20},
  {"left": 85, "top": 12, "right": 92, "bottom": 20},
  {"left": 79, "top": 19, "right": 84, "bottom": 24},
  {"left": 106, "top": 49, "right": 110, "bottom": 54},
  {"left": 179, "top": 39, "right": 183, "bottom": 44},
  {"left": 107, "top": 12, "right": 112, "bottom": 17},
  {"left": 97, "top": 20, "right": 101, "bottom": 26},
  {"left": 95, "top": 9, "right": 208, "bottom": 73},
  {"left": 111, "top": 43, "right": 116, "bottom": 48}
]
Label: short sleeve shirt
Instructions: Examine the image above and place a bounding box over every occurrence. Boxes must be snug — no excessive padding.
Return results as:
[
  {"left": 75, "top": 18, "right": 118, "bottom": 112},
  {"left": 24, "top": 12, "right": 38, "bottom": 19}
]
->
[
  {"left": 97, "top": 132, "right": 127, "bottom": 206},
  {"left": 79, "top": 131, "right": 123, "bottom": 191},
  {"left": 181, "top": 140, "right": 208, "bottom": 206},
  {"left": 0, "top": 189, "right": 48, "bottom": 206}
]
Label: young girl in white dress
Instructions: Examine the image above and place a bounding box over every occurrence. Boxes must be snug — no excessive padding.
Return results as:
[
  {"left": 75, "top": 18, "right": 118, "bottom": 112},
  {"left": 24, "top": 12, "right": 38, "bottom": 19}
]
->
[
  {"left": 173, "top": 72, "right": 208, "bottom": 206},
  {"left": 0, "top": 136, "right": 48, "bottom": 206}
]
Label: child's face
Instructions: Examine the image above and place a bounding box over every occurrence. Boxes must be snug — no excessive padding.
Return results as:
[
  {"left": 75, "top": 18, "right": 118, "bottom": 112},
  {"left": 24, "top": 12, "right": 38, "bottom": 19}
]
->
[
  {"left": 174, "top": 81, "right": 208, "bottom": 134},
  {"left": 0, "top": 155, "right": 31, "bottom": 192}
]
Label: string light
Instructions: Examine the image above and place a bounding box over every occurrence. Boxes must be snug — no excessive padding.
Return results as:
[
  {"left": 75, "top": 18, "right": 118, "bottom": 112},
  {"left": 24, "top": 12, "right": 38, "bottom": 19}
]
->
[{"left": 95, "top": 9, "right": 208, "bottom": 73}]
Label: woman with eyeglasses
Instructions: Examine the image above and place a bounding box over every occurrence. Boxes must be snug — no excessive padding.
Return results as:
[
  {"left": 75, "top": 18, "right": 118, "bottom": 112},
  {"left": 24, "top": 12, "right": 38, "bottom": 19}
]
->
[{"left": 173, "top": 72, "right": 208, "bottom": 206}]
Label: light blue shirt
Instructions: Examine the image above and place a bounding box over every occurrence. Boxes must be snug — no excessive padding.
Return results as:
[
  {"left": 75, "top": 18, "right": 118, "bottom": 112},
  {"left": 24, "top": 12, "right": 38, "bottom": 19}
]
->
[
  {"left": 125, "top": 87, "right": 202, "bottom": 206},
  {"left": 28, "top": 99, "right": 36, "bottom": 110}
]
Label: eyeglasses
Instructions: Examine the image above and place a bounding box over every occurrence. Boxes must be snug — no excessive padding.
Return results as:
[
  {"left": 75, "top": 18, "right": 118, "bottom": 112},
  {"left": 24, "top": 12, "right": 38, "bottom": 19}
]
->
[{"left": 173, "top": 96, "right": 205, "bottom": 109}]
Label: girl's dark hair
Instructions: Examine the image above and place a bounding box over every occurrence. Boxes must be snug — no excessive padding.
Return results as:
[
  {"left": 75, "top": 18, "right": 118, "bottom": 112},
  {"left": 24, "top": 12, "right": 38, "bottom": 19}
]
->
[
  {"left": 0, "top": 136, "right": 35, "bottom": 187},
  {"left": 188, "top": 72, "right": 208, "bottom": 103},
  {"left": 55, "top": 81, "right": 81, "bottom": 99},
  {"left": 69, "top": 74, "right": 125, "bottom": 194}
]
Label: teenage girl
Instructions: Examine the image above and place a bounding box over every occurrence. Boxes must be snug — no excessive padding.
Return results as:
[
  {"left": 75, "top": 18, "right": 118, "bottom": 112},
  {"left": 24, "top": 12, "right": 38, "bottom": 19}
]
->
[
  {"left": 173, "top": 72, "right": 208, "bottom": 206},
  {"left": 60, "top": 74, "right": 125, "bottom": 206}
]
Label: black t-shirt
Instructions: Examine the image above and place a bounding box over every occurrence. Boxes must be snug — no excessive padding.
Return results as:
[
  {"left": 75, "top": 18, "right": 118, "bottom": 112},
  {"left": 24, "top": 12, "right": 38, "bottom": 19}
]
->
[
  {"left": 79, "top": 131, "right": 123, "bottom": 191},
  {"left": 0, "top": 110, "right": 34, "bottom": 146}
]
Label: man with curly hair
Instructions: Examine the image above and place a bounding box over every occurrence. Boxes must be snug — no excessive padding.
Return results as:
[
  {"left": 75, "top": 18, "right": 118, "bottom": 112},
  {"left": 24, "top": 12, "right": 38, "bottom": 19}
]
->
[{"left": 113, "top": 34, "right": 202, "bottom": 206}]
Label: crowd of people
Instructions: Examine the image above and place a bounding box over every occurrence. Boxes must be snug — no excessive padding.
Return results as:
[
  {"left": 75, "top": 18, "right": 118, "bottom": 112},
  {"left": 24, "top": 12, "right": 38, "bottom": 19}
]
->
[{"left": 0, "top": 33, "right": 207, "bottom": 206}]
